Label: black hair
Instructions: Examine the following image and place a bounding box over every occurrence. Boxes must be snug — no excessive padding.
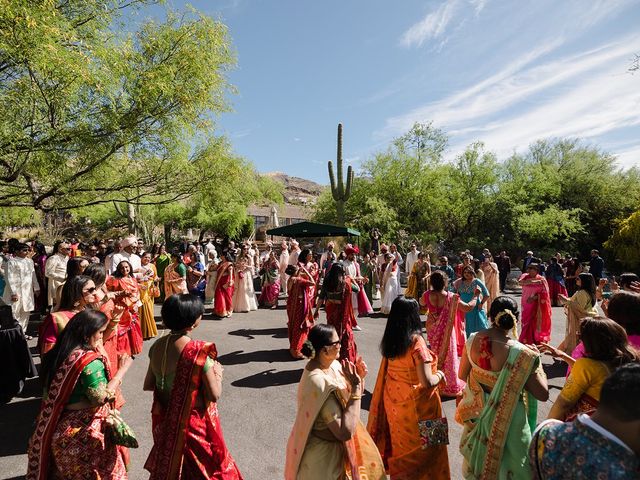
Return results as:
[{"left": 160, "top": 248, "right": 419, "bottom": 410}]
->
[
  {"left": 619, "top": 273, "right": 640, "bottom": 290},
  {"left": 380, "top": 296, "right": 423, "bottom": 359},
  {"left": 324, "top": 263, "right": 345, "bottom": 292},
  {"left": 83, "top": 263, "right": 107, "bottom": 289},
  {"left": 66, "top": 257, "right": 88, "bottom": 280},
  {"left": 113, "top": 260, "right": 134, "bottom": 278},
  {"left": 607, "top": 291, "right": 640, "bottom": 335},
  {"left": 549, "top": 256, "right": 558, "bottom": 264},
  {"left": 580, "top": 317, "right": 640, "bottom": 366},
  {"left": 34, "top": 241, "right": 46, "bottom": 256},
  {"left": 58, "top": 275, "right": 93, "bottom": 311},
  {"left": 284, "top": 264, "right": 297, "bottom": 276},
  {"left": 488, "top": 296, "right": 519, "bottom": 330},
  {"left": 41, "top": 310, "right": 108, "bottom": 388},
  {"left": 577, "top": 272, "right": 596, "bottom": 307},
  {"left": 430, "top": 270, "right": 446, "bottom": 292},
  {"left": 301, "top": 324, "right": 337, "bottom": 358},
  {"left": 298, "top": 249, "right": 311, "bottom": 265},
  {"left": 171, "top": 249, "right": 184, "bottom": 264},
  {"left": 599, "top": 363, "right": 640, "bottom": 421},
  {"left": 161, "top": 294, "right": 204, "bottom": 331}
]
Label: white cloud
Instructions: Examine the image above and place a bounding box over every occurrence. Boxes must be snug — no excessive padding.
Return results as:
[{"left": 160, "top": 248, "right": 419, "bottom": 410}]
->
[
  {"left": 613, "top": 147, "right": 640, "bottom": 169},
  {"left": 400, "top": 1, "right": 460, "bottom": 48},
  {"left": 379, "top": 34, "right": 640, "bottom": 163},
  {"left": 469, "top": 0, "right": 487, "bottom": 15}
]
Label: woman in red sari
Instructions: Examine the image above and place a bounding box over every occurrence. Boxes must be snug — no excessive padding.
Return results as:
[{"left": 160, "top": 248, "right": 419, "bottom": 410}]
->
[
  {"left": 518, "top": 263, "right": 552, "bottom": 344},
  {"left": 314, "top": 263, "right": 359, "bottom": 363},
  {"left": 27, "top": 310, "right": 133, "bottom": 480},
  {"left": 144, "top": 294, "right": 243, "bottom": 480},
  {"left": 286, "top": 264, "right": 316, "bottom": 359},
  {"left": 213, "top": 253, "right": 235, "bottom": 318},
  {"left": 106, "top": 260, "right": 143, "bottom": 356},
  {"left": 39, "top": 276, "right": 100, "bottom": 354}
]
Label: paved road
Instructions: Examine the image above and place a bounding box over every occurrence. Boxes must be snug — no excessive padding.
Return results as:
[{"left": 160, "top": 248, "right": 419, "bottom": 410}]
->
[{"left": 0, "top": 290, "right": 568, "bottom": 480}]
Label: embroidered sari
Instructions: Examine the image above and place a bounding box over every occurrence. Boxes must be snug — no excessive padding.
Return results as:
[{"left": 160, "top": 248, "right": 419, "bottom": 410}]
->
[
  {"left": 164, "top": 262, "right": 188, "bottom": 298},
  {"left": 518, "top": 274, "right": 552, "bottom": 345},
  {"left": 27, "top": 349, "right": 127, "bottom": 480},
  {"left": 424, "top": 291, "right": 465, "bottom": 397},
  {"left": 155, "top": 253, "right": 171, "bottom": 300},
  {"left": 481, "top": 262, "right": 500, "bottom": 310},
  {"left": 213, "top": 261, "right": 234, "bottom": 317},
  {"left": 138, "top": 263, "right": 158, "bottom": 340},
  {"left": 322, "top": 278, "right": 359, "bottom": 364},
  {"left": 405, "top": 261, "right": 429, "bottom": 314},
  {"left": 557, "top": 290, "right": 597, "bottom": 354},
  {"left": 285, "top": 360, "right": 386, "bottom": 480},
  {"left": 145, "top": 340, "right": 242, "bottom": 480},
  {"left": 106, "top": 276, "right": 143, "bottom": 356},
  {"left": 367, "top": 336, "right": 450, "bottom": 479},
  {"left": 354, "top": 262, "right": 373, "bottom": 317},
  {"left": 38, "top": 310, "right": 75, "bottom": 354},
  {"left": 258, "top": 260, "right": 280, "bottom": 307},
  {"left": 286, "top": 275, "right": 315, "bottom": 358},
  {"left": 456, "top": 334, "right": 540, "bottom": 480}
]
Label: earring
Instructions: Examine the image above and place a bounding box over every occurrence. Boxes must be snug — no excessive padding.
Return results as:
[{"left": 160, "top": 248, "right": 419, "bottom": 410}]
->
[{"left": 74, "top": 302, "right": 80, "bottom": 307}]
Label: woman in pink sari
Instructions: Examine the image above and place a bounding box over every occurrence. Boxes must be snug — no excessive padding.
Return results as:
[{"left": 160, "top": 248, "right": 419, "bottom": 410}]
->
[
  {"left": 518, "top": 263, "right": 552, "bottom": 344},
  {"left": 213, "top": 253, "right": 235, "bottom": 318},
  {"left": 420, "top": 271, "right": 478, "bottom": 397},
  {"left": 106, "top": 260, "right": 143, "bottom": 356},
  {"left": 258, "top": 251, "right": 280, "bottom": 309}
]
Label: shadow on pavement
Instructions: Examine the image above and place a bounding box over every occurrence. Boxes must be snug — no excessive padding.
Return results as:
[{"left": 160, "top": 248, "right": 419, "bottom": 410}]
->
[
  {"left": 227, "top": 328, "right": 288, "bottom": 340},
  {"left": 231, "top": 368, "right": 304, "bottom": 388},
  {"left": 218, "top": 348, "right": 297, "bottom": 365},
  {"left": 543, "top": 360, "right": 568, "bottom": 379},
  {"left": 0, "top": 397, "right": 40, "bottom": 457}
]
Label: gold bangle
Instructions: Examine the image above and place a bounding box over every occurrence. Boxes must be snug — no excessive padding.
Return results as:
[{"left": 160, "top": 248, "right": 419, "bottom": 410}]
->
[{"left": 350, "top": 395, "right": 362, "bottom": 401}]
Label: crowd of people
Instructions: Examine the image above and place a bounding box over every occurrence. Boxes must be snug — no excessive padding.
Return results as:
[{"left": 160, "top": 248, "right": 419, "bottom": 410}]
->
[{"left": 0, "top": 234, "right": 638, "bottom": 479}]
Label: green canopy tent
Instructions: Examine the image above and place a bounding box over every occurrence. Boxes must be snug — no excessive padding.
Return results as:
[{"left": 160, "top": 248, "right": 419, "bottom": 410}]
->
[{"left": 266, "top": 221, "right": 360, "bottom": 239}]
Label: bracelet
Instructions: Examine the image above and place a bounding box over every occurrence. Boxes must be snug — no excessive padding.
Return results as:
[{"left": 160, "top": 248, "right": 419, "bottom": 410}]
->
[{"left": 350, "top": 394, "right": 362, "bottom": 401}]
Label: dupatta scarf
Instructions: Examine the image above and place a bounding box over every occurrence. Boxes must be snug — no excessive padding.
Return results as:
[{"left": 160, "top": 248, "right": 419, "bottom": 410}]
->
[
  {"left": 518, "top": 274, "right": 552, "bottom": 345},
  {"left": 27, "top": 349, "right": 100, "bottom": 480},
  {"left": 285, "top": 361, "right": 386, "bottom": 480}
]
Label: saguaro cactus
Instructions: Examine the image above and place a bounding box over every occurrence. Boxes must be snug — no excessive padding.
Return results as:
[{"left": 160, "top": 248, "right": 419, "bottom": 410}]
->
[{"left": 328, "top": 123, "right": 354, "bottom": 226}]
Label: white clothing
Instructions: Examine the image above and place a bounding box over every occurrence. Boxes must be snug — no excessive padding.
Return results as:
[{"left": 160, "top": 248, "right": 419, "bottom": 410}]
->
[
  {"left": 405, "top": 251, "right": 420, "bottom": 274},
  {"left": 233, "top": 261, "right": 257, "bottom": 312},
  {"left": 204, "top": 242, "right": 217, "bottom": 265},
  {"left": 279, "top": 250, "right": 290, "bottom": 295},
  {"left": 578, "top": 414, "right": 634, "bottom": 453},
  {"left": 288, "top": 248, "right": 300, "bottom": 266},
  {"left": 381, "top": 262, "right": 401, "bottom": 315},
  {"left": 3, "top": 256, "right": 40, "bottom": 330},
  {"left": 392, "top": 251, "right": 403, "bottom": 267},
  {"left": 45, "top": 253, "right": 68, "bottom": 306},
  {"left": 111, "top": 251, "right": 141, "bottom": 276}
]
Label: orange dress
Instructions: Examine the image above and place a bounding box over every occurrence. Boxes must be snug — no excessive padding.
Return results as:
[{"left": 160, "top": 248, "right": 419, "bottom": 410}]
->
[{"left": 368, "top": 336, "right": 450, "bottom": 479}]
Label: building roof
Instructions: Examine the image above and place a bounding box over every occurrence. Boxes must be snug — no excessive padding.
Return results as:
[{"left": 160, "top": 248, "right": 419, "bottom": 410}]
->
[{"left": 266, "top": 221, "right": 360, "bottom": 238}]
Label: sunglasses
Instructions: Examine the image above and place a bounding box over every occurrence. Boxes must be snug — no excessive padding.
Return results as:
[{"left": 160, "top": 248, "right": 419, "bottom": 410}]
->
[
  {"left": 326, "top": 340, "right": 341, "bottom": 348},
  {"left": 83, "top": 287, "right": 97, "bottom": 294}
]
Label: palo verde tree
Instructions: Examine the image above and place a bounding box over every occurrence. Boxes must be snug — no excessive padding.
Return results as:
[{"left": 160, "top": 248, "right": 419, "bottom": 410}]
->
[{"left": 0, "top": 1, "right": 236, "bottom": 215}]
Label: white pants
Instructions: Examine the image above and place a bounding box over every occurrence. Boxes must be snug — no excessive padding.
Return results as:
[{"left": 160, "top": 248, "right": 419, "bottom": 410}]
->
[{"left": 12, "top": 303, "right": 31, "bottom": 332}]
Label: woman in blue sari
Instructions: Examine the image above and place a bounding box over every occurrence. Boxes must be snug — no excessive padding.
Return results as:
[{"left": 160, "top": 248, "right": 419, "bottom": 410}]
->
[{"left": 453, "top": 265, "right": 490, "bottom": 337}]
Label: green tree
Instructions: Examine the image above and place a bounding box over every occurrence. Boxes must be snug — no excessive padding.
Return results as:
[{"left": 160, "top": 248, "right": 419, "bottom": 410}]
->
[
  {"left": 0, "top": 1, "right": 235, "bottom": 211},
  {"left": 605, "top": 210, "right": 640, "bottom": 270}
]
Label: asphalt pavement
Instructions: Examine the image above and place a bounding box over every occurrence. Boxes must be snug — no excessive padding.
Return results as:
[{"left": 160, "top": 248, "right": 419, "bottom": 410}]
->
[{"left": 0, "top": 289, "right": 568, "bottom": 480}]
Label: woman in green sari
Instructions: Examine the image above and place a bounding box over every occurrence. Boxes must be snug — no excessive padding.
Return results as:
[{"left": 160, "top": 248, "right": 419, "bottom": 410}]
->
[
  {"left": 154, "top": 244, "right": 171, "bottom": 301},
  {"left": 455, "top": 296, "right": 549, "bottom": 479}
]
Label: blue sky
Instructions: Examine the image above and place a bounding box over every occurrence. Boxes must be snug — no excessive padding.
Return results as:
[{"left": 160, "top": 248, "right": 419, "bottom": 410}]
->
[{"left": 142, "top": 0, "right": 640, "bottom": 183}]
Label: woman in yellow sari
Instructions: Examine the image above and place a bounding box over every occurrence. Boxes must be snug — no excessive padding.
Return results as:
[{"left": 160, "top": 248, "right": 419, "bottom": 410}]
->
[
  {"left": 285, "top": 324, "right": 385, "bottom": 480},
  {"left": 456, "top": 296, "right": 549, "bottom": 479},
  {"left": 557, "top": 273, "right": 597, "bottom": 354},
  {"left": 367, "top": 296, "right": 450, "bottom": 479},
  {"left": 138, "top": 252, "right": 158, "bottom": 340},
  {"left": 404, "top": 253, "right": 430, "bottom": 313}
]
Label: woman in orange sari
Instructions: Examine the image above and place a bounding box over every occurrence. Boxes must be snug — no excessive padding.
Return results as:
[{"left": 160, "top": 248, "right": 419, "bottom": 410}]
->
[
  {"left": 368, "top": 296, "right": 449, "bottom": 479},
  {"left": 286, "top": 264, "right": 316, "bottom": 359},
  {"left": 164, "top": 250, "right": 188, "bottom": 298},
  {"left": 314, "top": 263, "right": 359, "bottom": 363},
  {"left": 143, "top": 294, "right": 242, "bottom": 479},
  {"left": 138, "top": 252, "right": 158, "bottom": 340},
  {"left": 213, "top": 253, "right": 235, "bottom": 318},
  {"left": 27, "top": 310, "right": 133, "bottom": 480},
  {"left": 39, "top": 276, "right": 100, "bottom": 354},
  {"left": 106, "top": 260, "right": 143, "bottom": 356}
]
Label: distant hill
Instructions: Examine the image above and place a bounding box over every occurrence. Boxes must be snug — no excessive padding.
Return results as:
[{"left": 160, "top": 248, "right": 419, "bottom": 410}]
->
[{"left": 264, "top": 172, "right": 325, "bottom": 205}]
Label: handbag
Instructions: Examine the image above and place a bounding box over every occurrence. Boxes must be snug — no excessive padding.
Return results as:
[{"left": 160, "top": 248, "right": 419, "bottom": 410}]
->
[
  {"left": 105, "top": 407, "right": 139, "bottom": 448},
  {"left": 417, "top": 417, "right": 449, "bottom": 448},
  {"left": 152, "top": 284, "right": 161, "bottom": 298}
]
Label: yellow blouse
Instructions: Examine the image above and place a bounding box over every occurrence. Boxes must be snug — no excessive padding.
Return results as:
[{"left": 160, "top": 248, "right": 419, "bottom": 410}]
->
[{"left": 560, "top": 357, "right": 610, "bottom": 403}]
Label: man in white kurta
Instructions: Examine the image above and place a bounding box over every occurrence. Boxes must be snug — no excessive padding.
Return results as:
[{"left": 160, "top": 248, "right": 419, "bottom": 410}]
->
[
  {"left": 342, "top": 246, "right": 361, "bottom": 330},
  {"left": 279, "top": 241, "right": 290, "bottom": 295},
  {"left": 111, "top": 236, "right": 141, "bottom": 275},
  {"left": 3, "top": 244, "right": 40, "bottom": 332},
  {"left": 45, "top": 242, "right": 70, "bottom": 307}
]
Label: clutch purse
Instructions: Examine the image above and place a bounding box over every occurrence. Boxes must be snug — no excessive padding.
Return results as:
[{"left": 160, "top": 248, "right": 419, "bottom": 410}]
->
[
  {"left": 418, "top": 417, "right": 449, "bottom": 448},
  {"left": 105, "top": 408, "right": 139, "bottom": 448}
]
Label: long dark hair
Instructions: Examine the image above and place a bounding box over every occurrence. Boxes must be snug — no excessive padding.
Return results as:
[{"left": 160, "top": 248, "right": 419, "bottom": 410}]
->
[
  {"left": 380, "top": 296, "right": 423, "bottom": 359},
  {"left": 83, "top": 263, "right": 107, "bottom": 288},
  {"left": 324, "top": 263, "right": 345, "bottom": 292},
  {"left": 298, "top": 248, "right": 311, "bottom": 265},
  {"left": 580, "top": 317, "right": 640, "bottom": 367},
  {"left": 113, "top": 260, "right": 134, "bottom": 278},
  {"left": 171, "top": 249, "right": 184, "bottom": 264},
  {"left": 58, "top": 275, "right": 93, "bottom": 311},
  {"left": 577, "top": 272, "right": 596, "bottom": 306},
  {"left": 66, "top": 257, "right": 87, "bottom": 280},
  {"left": 40, "top": 310, "right": 108, "bottom": 388},
  {"left": 607, "top": 291, "right": 640, "bottom": 335}
]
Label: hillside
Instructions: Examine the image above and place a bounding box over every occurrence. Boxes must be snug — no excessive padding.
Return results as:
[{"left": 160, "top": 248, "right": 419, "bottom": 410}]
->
[{"left": 264, "top": 172, "right": 325, "bottom": 205}]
